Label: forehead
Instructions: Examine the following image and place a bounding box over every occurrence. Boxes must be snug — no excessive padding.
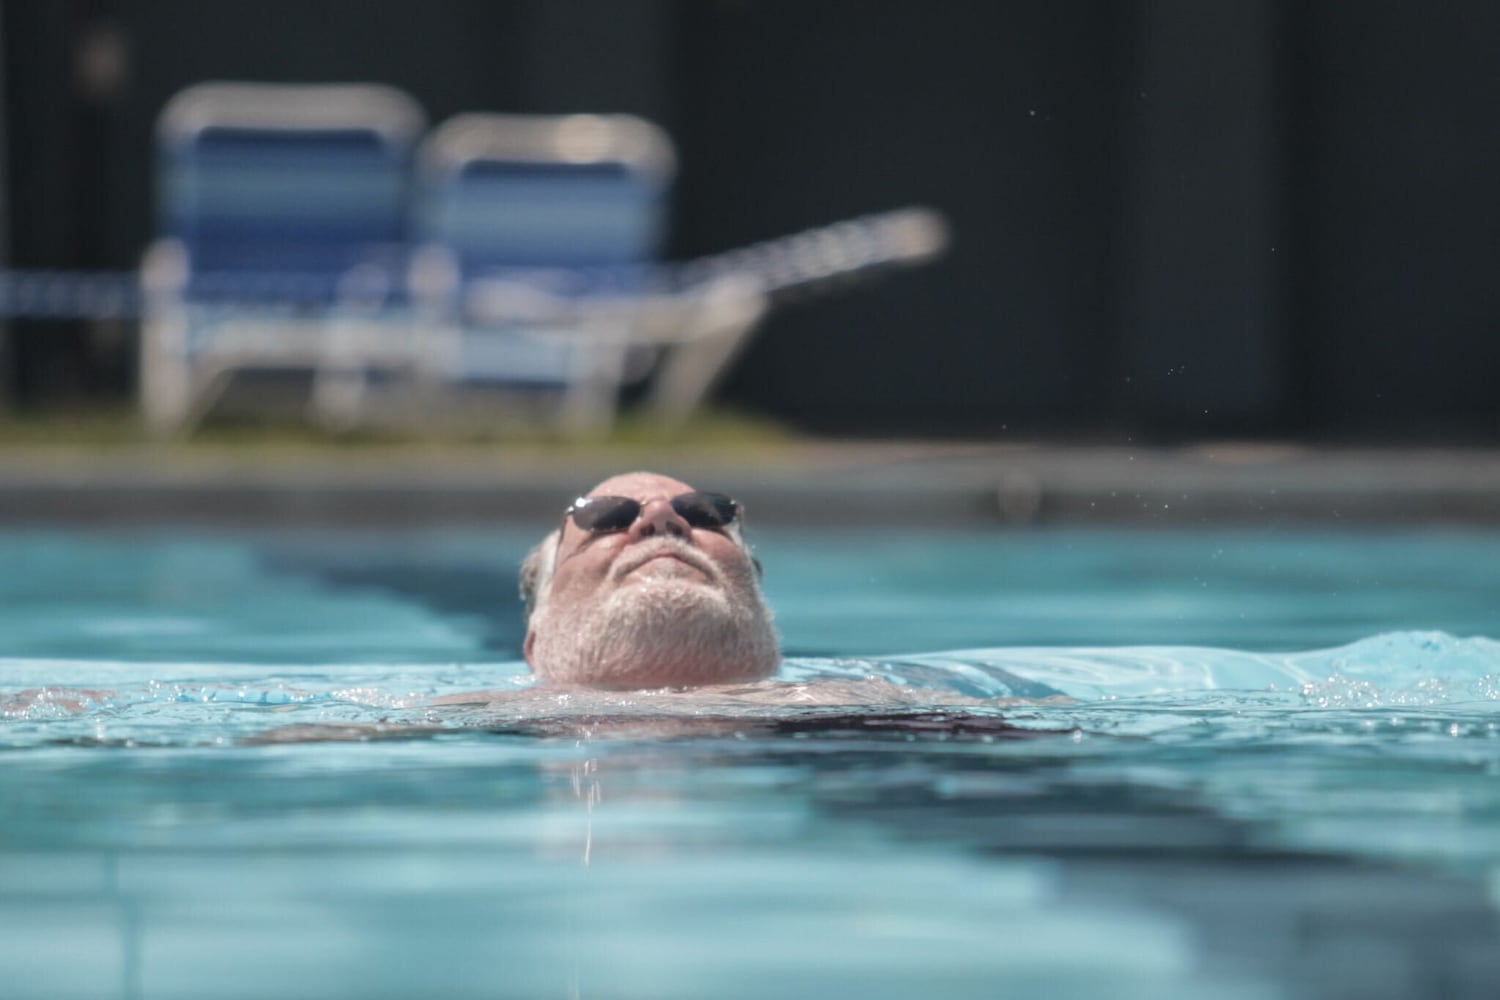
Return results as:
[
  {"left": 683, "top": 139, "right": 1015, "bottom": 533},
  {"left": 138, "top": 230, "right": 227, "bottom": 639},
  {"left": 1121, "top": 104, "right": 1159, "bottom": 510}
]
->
[{"left": 585, "top": 471, "right": 694, "bottom": 499}]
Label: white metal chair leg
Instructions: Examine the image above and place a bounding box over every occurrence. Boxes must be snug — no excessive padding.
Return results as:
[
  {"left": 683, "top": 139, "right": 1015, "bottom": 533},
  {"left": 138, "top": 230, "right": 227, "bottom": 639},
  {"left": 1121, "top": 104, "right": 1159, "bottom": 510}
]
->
[{"left": 647, "top": 278, "right": 768, "bottom": 423}]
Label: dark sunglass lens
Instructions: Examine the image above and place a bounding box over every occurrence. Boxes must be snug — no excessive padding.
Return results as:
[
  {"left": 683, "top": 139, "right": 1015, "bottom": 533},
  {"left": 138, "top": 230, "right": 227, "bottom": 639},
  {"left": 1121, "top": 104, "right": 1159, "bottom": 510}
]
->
[
  {"left": 672, "top": 492, "right": 739, "bottom": 528},
  {"left": 571, "top": 496, "right": 641, "bottom": 533}
]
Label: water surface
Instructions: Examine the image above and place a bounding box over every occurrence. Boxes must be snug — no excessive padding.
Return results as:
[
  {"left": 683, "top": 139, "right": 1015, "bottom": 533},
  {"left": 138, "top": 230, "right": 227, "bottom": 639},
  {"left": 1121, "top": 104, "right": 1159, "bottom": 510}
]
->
[{"left": 3, "top": 527, "right": 1499, "bottom": 999}]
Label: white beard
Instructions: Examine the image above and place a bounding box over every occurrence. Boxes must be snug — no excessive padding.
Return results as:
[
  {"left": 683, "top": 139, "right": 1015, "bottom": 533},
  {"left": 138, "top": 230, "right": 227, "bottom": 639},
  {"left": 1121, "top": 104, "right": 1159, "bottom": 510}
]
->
[{"left": 530, "top": 567, "right": 779, "bottom": 689}]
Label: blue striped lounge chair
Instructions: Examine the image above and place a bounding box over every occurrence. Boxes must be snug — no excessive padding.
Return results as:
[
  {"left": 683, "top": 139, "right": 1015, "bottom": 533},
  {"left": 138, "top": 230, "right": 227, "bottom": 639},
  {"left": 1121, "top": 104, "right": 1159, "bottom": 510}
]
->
[{"left": 140, "top": 81, "right": 425, "bottom": 431}]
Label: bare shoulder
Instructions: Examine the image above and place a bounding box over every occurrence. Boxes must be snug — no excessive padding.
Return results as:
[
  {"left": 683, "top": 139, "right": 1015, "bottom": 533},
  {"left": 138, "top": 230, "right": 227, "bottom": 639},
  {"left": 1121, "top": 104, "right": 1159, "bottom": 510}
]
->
[
  {"left": 2, "top": 687, "right": 115, "bottom": 716},
  {"left": 427, "top": 677, "right": 1063, "bottom": 711},
  {"left": 427, "top": 689, "right": 524, "bottom": 707}
]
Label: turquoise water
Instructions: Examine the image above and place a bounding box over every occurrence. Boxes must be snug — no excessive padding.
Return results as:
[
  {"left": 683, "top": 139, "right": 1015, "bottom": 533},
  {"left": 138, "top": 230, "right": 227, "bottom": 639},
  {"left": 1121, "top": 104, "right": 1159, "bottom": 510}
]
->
[{"left": 3, "top": 526, "right": 1500, "bottom": 999}]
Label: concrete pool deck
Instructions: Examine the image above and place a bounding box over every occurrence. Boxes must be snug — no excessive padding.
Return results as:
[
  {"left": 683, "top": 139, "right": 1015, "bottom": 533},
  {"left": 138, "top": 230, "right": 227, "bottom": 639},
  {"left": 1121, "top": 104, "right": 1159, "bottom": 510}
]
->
[{"left": 0, "top": 439, "right": 1497, "bottom": 526}]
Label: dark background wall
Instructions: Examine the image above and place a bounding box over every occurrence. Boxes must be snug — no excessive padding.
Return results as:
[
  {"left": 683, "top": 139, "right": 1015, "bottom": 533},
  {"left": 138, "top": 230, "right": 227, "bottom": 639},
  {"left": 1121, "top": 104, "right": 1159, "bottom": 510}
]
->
[{"left": 2, "top": 0, "right": 1497, "bottom": 441}]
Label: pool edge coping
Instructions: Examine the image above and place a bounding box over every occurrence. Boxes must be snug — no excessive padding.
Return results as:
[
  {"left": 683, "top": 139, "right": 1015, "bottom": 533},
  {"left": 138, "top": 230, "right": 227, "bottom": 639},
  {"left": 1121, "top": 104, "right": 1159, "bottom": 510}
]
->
[{"left": 0, "top": 441, "right": 1496, "bottom": 526}]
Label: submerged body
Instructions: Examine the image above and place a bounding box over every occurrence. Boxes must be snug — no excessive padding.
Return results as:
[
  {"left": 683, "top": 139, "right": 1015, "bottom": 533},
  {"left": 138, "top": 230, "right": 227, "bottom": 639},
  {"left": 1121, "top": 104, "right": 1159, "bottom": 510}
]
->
[{"left": 283, "top": 675, "right": 1048, "bottom": 743}]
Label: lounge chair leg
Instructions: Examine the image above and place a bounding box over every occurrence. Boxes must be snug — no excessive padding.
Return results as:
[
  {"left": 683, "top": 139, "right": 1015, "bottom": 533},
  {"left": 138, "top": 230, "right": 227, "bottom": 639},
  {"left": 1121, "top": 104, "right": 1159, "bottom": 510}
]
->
[
  {"left": 141, "top": 311, "right": 192, "bottom": 435},
  {"left": 558, "top": 337, "right": 627, "bottom": 437},
  {"left": 648, "top": 281, "right": 767, "bottom": 423},
  {"left": 311, "top": 365, "right": 369, "bottom": 430}
]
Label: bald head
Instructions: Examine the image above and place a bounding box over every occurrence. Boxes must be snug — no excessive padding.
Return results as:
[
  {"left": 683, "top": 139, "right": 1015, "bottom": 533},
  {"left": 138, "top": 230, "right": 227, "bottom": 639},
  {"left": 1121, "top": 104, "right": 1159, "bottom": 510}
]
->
[{"left": 521, "top": 471, "right": 779, "bottom": 689}]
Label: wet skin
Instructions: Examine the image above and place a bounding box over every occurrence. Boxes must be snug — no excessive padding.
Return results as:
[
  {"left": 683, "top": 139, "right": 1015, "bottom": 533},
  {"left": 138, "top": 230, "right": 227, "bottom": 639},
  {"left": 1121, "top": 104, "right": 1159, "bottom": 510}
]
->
[{"left": 524, "top": 472, "right": 762, "bottom": 668}]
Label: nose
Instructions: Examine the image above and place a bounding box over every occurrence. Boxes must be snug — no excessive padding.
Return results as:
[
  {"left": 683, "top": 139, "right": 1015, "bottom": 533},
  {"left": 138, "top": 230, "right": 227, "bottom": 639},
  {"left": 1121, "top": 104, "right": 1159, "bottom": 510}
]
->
[{"left": 627, "top": 498, "right": 689, "bottom": 540}]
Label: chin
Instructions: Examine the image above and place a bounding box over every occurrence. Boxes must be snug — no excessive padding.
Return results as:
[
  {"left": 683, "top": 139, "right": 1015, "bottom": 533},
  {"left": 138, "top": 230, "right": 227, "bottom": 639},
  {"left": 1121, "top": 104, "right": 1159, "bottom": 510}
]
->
[{"left": 531, "top": 579, "right": 780, "bottom": 690}]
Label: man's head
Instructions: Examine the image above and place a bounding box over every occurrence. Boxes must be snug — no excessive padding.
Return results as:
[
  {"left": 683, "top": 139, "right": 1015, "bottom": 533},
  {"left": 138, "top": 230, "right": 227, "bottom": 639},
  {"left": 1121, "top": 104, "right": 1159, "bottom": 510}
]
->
[{"left": 520, "top": 471, "right": 779, "bottom": 689}]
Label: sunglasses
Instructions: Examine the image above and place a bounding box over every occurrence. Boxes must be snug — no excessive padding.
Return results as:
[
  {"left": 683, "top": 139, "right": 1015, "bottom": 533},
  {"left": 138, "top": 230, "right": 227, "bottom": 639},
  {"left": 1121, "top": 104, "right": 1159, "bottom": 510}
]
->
[
  {"left": 552, "top": 490, "right": 761, "bottom": 579},
  {"left": 563, "top": 491, "right": 743, "bottom": 536}
]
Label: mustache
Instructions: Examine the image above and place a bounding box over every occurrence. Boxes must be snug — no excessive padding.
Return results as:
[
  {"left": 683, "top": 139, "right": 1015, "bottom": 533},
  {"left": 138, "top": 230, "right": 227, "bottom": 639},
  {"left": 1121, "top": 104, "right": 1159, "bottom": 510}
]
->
[{"left": 611, "top": 537, "right": 721, "bottom": 582}]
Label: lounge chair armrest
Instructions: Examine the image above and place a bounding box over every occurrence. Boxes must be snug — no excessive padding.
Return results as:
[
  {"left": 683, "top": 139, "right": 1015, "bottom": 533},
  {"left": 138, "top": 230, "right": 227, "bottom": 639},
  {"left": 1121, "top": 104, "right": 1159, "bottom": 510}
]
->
[{"left": 463, "top": 275, "right": 588, "bottom": 325}]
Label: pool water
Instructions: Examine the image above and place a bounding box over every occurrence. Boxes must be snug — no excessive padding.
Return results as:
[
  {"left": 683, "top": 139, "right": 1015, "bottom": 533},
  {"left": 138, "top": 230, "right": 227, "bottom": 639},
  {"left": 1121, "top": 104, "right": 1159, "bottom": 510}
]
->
[{"left": 3, "top": 526, "right": 1500, "bottom": 999}]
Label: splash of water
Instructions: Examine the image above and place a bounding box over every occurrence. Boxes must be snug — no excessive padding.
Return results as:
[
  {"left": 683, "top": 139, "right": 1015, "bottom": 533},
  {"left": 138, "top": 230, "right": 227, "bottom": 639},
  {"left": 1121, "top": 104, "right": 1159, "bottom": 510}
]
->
[{"left": 3, "top": 632, "right": 1498, "bottom": 748}]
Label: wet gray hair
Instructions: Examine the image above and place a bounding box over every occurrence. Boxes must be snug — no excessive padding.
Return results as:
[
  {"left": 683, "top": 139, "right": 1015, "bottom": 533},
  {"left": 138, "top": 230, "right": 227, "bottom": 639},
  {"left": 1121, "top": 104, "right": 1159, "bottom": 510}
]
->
[{"left": 518, "top": 529, "right": 560, "bottom": 627}]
